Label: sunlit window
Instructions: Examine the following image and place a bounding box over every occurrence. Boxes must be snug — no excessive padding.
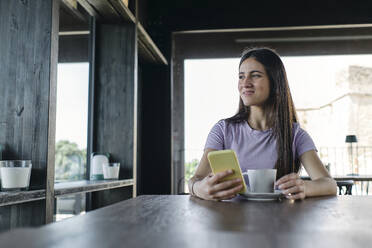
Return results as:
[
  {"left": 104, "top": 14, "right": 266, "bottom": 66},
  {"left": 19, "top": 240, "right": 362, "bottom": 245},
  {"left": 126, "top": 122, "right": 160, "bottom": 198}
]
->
[
  {"left": 55, "top": 63, "right": 89, "bottom": 182},
  {"left": 184, "top": 55, "right": 372, "bottom": 194}
]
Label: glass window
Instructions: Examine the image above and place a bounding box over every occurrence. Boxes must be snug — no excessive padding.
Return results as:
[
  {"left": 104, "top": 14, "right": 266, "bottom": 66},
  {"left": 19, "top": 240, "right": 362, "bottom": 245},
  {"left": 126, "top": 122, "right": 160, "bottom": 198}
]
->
[
  {"left": 55, "top": 63, "right": 89, "bottom": 182},
  {"left": 184, "top": 55, "right": 372, "bottom": 195},
  {"left": 55, "top": 193, "right": 86, "bottom": 222}
]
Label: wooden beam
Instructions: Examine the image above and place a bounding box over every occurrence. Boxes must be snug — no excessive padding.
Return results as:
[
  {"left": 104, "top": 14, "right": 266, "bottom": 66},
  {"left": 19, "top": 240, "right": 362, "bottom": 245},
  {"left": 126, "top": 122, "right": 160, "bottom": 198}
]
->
[
  {"left": 85, "top": 0, "right": 121, "bottom": 21},
  {"left": 76, "top": 0, "right": 100, "bottom": 18},
  {"left": 45, "top": 0, "right": 60, "bottom": 224},
  {"left": 61, "top": 0, "right": 85, "bottom": 21},
  {"left": 137, "top": 23, "right": 168, "bottom": 65},
  {"left": 171, "top": 34, "right": 185, "bottom": 194},
  {"left": 108, "top": 0, "right": 135, "bottom": 23}
]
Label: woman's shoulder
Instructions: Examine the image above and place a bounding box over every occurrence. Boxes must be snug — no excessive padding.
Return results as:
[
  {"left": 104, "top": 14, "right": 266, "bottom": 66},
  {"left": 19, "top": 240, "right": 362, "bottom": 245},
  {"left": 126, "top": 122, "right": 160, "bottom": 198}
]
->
[
  {"left": 292, "top": 122, "right": 315, "bottom": 144},
  {"left": 292, "top": 122, "right": 307, "bottom": 134},
  {"left": 210, "top": 119, "right": 245, "bottom": 134},
  {"left": 292, "top": 122, "right": 317, "bottom": 153},
  {"left": 218, "top": 118, "right": 246, "bottom": 128}
]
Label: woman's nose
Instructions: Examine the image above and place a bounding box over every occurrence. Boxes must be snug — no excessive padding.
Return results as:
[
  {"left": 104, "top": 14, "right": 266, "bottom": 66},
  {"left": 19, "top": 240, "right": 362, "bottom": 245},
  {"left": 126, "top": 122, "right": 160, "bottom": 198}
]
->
[{"left": 241, "top": 77, "right": 253, "bottom": 86}]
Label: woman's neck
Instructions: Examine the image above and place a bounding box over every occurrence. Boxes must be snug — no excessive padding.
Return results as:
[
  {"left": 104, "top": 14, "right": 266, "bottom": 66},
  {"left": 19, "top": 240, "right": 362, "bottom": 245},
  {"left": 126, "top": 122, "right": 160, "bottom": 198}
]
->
[{"left": 248, "top": 106, "right": 269, "bottom": 131}]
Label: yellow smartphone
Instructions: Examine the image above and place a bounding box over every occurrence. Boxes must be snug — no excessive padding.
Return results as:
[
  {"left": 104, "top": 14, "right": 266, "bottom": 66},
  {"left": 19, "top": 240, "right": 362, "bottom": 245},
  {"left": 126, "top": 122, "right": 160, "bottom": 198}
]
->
[{"left": 207, "top": 149, "right": 247, "bottom": 194}]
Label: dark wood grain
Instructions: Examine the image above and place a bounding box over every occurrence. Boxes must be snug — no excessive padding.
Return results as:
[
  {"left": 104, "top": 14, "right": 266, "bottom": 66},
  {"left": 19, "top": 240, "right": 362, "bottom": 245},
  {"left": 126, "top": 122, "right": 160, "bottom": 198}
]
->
[
  {"left": 55, "top": 179, "right": 134, "bottom": 196},
  {"left": 85, "top": 0, "right": 121, "bottom": 21},
  {"left": 137, "top": 63, "right": 171, "bottom": 195},
  {"left": 61, "top": 0, "right": 86, "bottom": 21},
  {"left": 45, "top": 0, "right": 60, "bottom": 225},
  {"left": 172, "top": 27, "right": 372, "bottom": 59},
  {"left": 0, "top": 200, "right": 46, "bottom": 234},
  {"left": 0, "top": 180, "right": 133, "bottom": 208},
  {"left": 76, "top": 0, "right": 100, "bottom": 18},
  {"left": 171, "top": 37, "right": 185, "bottom": 194},
  {"left": 0, "top": 0, "right": 59, "bottom": 229},
  {"left": 108, "top": 0, "right": 136, "bottom": 23},
  {"left": 0, "top": 190, "right": 46, "bottom": 207},
  {"left": 137, "top": 22, "right": 168, "bottom": 65},
  {"left": 92, "top": 22, "right": 136, "bottom": 207},
  {"left": 94, "top": 22, "right": 136, "bottom": 180},
  {"left": 0, "top": 195, "right": 372, "bottom": 247},
  {"left": 86, "top": 16, "right": 96, "bottom": 182}
]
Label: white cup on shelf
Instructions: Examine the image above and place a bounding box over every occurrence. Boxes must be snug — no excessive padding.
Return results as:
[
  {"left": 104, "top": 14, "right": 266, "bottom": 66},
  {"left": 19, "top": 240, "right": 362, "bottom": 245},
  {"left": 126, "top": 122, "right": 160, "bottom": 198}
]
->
[
  {"left": 102, "top": 162, "right": 120, "bottom": 180},
  {"left": 0, "top": 160, "right": 32, "bottom": 191}
]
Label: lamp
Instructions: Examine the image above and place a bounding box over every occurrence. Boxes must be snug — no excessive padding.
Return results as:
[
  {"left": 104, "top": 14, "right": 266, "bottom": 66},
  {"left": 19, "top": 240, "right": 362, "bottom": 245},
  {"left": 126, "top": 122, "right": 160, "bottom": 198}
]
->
[{"left": 345, "top": 135, "right": 358, "bottom": 176}]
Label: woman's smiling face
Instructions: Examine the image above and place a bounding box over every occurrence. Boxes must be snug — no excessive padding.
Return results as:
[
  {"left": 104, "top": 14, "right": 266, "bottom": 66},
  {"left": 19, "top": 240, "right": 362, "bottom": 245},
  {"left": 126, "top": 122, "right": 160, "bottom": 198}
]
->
[{"left": 238, "top": 58, "right": 271, "bottom": 107}]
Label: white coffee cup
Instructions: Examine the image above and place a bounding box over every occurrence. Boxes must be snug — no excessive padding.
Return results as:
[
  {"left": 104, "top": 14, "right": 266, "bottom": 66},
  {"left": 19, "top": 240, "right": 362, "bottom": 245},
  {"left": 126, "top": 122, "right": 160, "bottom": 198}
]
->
[{"left": 242, "top": 169, "right": 277, "bottom": 193}]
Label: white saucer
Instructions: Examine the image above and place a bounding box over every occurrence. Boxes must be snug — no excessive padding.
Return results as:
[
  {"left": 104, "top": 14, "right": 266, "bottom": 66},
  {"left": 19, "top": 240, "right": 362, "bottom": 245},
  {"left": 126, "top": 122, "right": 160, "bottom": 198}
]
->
[{"left": 239, "top": 190, "right": 284, "bottom": 201}]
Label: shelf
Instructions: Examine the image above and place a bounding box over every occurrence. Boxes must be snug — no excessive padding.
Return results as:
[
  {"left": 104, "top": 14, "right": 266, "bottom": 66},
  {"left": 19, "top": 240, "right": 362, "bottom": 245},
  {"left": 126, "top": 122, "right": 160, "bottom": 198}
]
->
[
  {"left": 108, "top": 0, "right": 135, "bottom": 23},
  {"left": 0, "top": 179, "right": 134, "bottom": 206},
  {"left": 77, "top": 0, "right": 135, "bottom": 23},
  {"left": 54, "top": 179, "right": 134, "bottom": 197},
  {"left": 0, "top": 190, "right": 45, "bottom": 207},
  {"left": 76, "top": 0, "right": 167, "bottom": 65},
  {"left": 138, "top": 22, "right": 168, "bottom": 65}
]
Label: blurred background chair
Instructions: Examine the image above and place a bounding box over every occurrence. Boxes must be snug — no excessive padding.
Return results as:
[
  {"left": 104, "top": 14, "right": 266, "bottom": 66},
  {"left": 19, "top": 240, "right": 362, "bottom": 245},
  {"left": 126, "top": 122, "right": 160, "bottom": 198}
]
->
[{"left": 337, "top": 180, "right": 354, "bottom": 195}]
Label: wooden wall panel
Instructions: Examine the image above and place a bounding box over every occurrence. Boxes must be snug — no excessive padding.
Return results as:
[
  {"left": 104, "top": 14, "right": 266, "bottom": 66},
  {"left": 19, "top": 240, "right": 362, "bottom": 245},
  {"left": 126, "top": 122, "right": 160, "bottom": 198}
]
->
[
  {"left": 94, "top": 22, "right": 136, "bottom": 179},
  {"left": 0, "top": 0, "right": 59, "bottom": 229},
  {"left": 170, "top": 37, "right": 185, "bottom": 194},
  {"left": 0, "top": 201, "right": 45, "bottom": 232},
  {"left": 91, "top": 187, "right": 132, "bottom": 209},
  {"left": 92, "top": 22, "right": 136, "bottom": 207},
  {"left": 137, "top": 63, "right": 171, "bottom": 195}
]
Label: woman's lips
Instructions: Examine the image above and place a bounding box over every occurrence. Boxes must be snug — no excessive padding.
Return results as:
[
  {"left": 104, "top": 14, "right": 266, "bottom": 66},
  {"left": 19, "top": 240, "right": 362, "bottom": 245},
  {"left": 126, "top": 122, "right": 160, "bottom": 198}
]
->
[{"left": 242, "top": 91, "right": 254, "bottom": 96}]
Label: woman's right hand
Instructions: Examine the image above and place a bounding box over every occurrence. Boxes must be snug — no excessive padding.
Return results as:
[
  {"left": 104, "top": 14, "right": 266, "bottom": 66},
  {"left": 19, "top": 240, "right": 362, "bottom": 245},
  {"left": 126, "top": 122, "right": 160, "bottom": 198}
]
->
[{"left": 193, "top": 169, "right": 244, "bottom": 201}]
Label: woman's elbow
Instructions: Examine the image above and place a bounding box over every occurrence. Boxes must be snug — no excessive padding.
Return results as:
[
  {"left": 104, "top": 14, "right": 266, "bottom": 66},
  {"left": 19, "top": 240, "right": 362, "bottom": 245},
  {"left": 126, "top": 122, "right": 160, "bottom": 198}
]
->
[{"left": 329, "top": 177, "right": 338, "bottom": 195}]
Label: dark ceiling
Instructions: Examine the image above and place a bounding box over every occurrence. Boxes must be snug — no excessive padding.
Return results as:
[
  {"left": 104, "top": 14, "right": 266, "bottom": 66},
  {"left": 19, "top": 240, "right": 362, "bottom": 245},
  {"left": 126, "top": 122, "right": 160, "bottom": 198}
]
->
[
  {"left": 59, "top": 0, "right": 372, "bottom": 60},
  {"left": 141, "top": 0, "right": 372, "bottom": 58},
  {"left": 144, "top": 0, "right": 372, "bottom": 31}
]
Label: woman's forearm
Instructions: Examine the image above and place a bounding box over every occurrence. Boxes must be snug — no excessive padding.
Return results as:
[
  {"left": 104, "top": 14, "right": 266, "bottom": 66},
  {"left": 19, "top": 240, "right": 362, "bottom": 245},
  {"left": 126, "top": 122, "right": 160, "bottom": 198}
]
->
[{"left": 304, "top": 177, "right": 337, "bottom": 197}]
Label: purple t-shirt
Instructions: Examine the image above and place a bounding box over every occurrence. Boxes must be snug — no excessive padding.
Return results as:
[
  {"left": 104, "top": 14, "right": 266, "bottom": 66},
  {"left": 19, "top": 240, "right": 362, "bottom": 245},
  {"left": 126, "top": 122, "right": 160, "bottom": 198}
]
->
[{"left": 204, "top": 119, "right": 317, "bottom": 172}]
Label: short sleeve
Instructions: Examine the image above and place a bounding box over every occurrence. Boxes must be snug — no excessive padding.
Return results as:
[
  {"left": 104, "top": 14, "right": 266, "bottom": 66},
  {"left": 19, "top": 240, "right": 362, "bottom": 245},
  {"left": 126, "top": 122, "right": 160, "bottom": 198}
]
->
[
  {"left": 204, "top": 120, "right": 225, "bottom": 150},
  {"left": 294, "top": 126, "right": 317, "bottom": 158}
]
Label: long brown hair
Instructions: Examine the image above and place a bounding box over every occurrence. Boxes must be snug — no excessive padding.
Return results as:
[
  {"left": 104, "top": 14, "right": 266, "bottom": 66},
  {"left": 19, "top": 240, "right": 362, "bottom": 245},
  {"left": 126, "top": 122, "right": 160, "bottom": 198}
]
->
[{"left": 226, "top": 47, "right": 300, "bottom": 179}]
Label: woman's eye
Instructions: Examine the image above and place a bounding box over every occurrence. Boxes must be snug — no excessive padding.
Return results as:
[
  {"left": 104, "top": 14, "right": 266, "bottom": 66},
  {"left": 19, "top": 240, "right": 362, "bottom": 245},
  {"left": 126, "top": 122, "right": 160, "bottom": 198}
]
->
[
  {"left": 239, "top": 75, "right": 244, "bottom": 79},
  {"left": 251, "top": 74, "right": 260, "bottom": 78}
]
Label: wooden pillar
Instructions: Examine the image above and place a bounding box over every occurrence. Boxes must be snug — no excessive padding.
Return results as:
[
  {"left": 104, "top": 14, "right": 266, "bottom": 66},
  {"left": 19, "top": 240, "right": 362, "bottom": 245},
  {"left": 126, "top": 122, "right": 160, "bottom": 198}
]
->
[
  {"left": 170, "top": 35, "right": 186, "bottom": 194},
  {"left": 90, "top": 22, "right": 136, "bottom": 208},
  {"left": 0, "top": 0, "right": 59, "bottom": 229},
  {"left": 137, "top": 63, "right": 171, "bottom": 194}
]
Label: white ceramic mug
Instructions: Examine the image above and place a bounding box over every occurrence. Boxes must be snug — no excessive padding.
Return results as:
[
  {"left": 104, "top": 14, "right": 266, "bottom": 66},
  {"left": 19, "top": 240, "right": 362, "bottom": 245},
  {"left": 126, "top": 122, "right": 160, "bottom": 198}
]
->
[{"left": 242, "top": 169, "right": 277, "bottom": 193}]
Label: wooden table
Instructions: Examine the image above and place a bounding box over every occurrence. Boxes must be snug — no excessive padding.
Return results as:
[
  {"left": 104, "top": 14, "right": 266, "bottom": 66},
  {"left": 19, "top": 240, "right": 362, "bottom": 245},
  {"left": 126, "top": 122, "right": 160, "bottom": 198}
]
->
[{"left": 1, "top": 195, "right": 372, "bottom": 248}]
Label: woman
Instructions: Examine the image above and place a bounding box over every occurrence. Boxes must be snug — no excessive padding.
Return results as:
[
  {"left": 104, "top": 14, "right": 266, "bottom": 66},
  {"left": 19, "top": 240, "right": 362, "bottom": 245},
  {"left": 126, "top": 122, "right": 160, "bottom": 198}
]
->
[{"left": 188, "top": 47, "right": 337, "bottom": 201}]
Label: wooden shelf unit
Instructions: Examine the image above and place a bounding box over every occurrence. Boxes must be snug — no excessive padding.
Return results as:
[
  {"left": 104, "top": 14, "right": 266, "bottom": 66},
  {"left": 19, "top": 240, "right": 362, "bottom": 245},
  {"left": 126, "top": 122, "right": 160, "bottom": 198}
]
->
[
  {"left": 0, "top": 179, "right": 134, "bottom": 207},
  {"left": 76, "top": 0, "right": 168, "bottom": 65}
]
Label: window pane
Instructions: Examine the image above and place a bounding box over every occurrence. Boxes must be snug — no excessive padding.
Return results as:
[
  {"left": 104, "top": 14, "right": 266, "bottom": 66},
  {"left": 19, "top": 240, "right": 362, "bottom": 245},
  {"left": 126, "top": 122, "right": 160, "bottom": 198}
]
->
[
  {"left": 55, "top": 193, "right": 86, "bottom": 222},
  {"left": 184, "top": 59, "right": 239, "bottom": 192},
  {"left": 184, "top": 55, "right": 372, "bottom": 195},
  {"left": 55, "top": 63, "right": 89, "bottom": 182}
]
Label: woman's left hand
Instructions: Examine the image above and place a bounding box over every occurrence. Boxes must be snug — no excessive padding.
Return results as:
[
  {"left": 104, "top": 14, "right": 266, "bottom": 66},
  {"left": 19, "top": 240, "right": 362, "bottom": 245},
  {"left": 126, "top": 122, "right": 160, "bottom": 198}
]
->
[{"left": 275, "top": 173, "right": 306, "bottom": 200}]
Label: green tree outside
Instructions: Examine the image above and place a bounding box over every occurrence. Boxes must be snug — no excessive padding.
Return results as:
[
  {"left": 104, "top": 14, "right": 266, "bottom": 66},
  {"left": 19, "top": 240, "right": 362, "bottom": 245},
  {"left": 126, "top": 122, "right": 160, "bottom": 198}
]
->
[
  {"left": 55, "top": 140, "right": 86, "bottom": 181},
  {"left": 185, "top": 159, "right": 199, "bottom": 181}
]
